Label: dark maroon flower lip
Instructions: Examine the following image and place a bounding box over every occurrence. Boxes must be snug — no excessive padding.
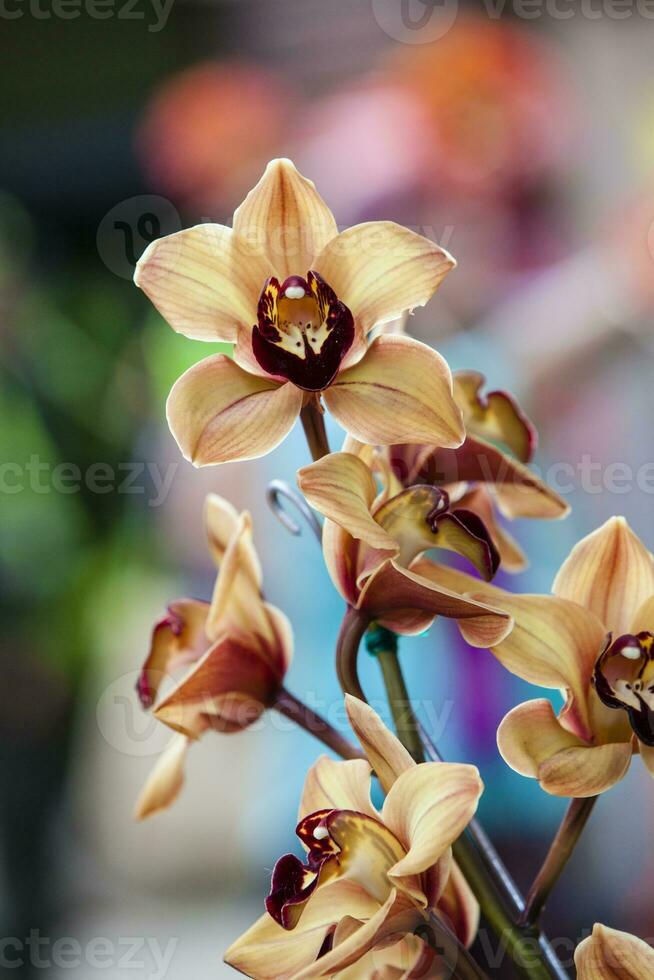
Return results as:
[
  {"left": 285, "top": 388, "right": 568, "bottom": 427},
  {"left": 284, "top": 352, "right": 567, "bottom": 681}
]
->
[
  {"left": 251, "top": 271, "right": 355, "bottom": 392},
  {"left": 593, "top": 631, "right": 654, "bottom": 746}
]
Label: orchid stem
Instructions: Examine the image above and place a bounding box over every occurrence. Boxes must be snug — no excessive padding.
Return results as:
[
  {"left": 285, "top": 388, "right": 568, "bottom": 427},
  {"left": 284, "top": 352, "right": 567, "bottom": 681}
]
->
[
  {"left": 300, "top": 398, "right": 330, "bottom": 461},
  {"left": 273, "top": 687, "right": 364, "bottom": 760},
  {"left": 368, "top": 626, "right": 425, "bottom": 763},
  {"left": 519, "top": 796, "right": 597, "bottom": 929}
]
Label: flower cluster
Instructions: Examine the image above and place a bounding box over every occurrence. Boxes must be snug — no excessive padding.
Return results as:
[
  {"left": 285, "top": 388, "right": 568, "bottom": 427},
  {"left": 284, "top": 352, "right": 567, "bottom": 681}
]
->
[{"left": 130, "top": 159, "right": 654, "bottom": 978}]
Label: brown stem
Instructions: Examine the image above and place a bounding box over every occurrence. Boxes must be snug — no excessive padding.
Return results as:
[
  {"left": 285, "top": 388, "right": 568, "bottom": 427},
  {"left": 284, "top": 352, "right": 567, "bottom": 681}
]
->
[
  {"left": 335, "top": 606, "right": 371, "bottom": 701},
  {"left": 273, "top": 687, "right": 364, "bottom": 760},
  {"left": 300, "top": 397, "right": 330, "bottom": 461},
  {"left": 519, "top": 796, "right": 597, "bottom": 929}
]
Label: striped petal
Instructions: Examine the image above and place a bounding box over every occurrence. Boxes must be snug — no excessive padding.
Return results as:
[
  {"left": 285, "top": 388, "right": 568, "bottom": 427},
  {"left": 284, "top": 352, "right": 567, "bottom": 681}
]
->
[
  {"left": 166, "top": 354, "right": 302, "bottom": 466},
  {"left": 324, "top": 335, "right": 464, "bottom": 448},
  {"left": 134, "top": 223, "right": 272, "bottom": 342},
  {"left": 134, "top": 734, "right": 191, "bottom": 820},
  {"left": 575, "top": 924, "right": 654, "bottom": 980},
  {"left": 299, "top": 756, "right": 378, "bottom": 822},
  {"left": 312, "top": 221, "right": 455, "bottom": 336},
  {"left": 233, "top": 158, "right": 338, "bottom": 280},
  {"left": 537, "top": 741, "right": 632, "bottom": 797},
  {"left": 344, "top": 695, "right": 414, "bottom": 795},
  {"left": 496, "top": 699, "right": 585, "bottom": 779}
]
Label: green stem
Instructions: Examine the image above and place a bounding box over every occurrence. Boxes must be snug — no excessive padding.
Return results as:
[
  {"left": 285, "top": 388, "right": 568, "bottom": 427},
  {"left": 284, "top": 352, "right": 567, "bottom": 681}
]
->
[
  {"left": 519, "top": 796, "right": 597, "bottom": 929},
  {"left": 367, "top": 626, "right": 425, "bottom": 763},
  {"left": 273, "top": 687, "right": 364, "bottom": 761},
  {"left": 300, "top": 398, "right": 330, "bottom": 461}
]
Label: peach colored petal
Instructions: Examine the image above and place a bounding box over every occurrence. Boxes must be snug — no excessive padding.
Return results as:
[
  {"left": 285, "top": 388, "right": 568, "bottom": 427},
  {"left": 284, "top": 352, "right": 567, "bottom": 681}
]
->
[
  {"left": 322, "top": 517, "right": 361, "bottom": 606},
  {"left": 575, "top": 924, "right": 654, "bottom": 980},
  {"left": 206, "top": 509, "right": 270, "bottom": 644},
  {"left": 298, "top": 452, "right": 398, "bottom": 552},
  {"left": 138, "top": 598, "right": 210, "bottom": 708},
  {"left": 299, "top": 756, "right": 377, "bottom": 822},
  {"left": 458, "top": 486, "right": 527, "bottom": 573},
  {"left": 204, "top": 493, "right": 261, "bottom": 588},
  {"left": 629, "top": 594, "right": 654, "bottom": 634},
  {"left": 496, "top": 699, "right": 584, "bottom": 778},
  {"left": 552, "top": 516, "right": 654, "bottom": 635},
  {"left": 166, "top": 354, "right": 302, "bottom": 466},
  {"left": 324, "top": 336, "right": 464, "bottom": 448},
  {"left": 537, "top": 741, "right": 632, "bottom": 797},
  {"left": 134, "top": 223, "right": 272, "bottom": 341},
  {"left": 312, "top": 221, "right": 455, "bottom": 335},
  {"left": 134, "top": 734, "right": 191, "bottom": 820},
  {"left": 453, "top": 371, "right": 535, "bottom": 464},
  {"left": 344, "top": 695, "right": 415, "bottom": 795},
  {"left": 232, "top": 158, "right": 338, "bottom": 280},
  {"left": 436, "top": 861, "right": 480, "bottom": 949},
  {"left": 638, "top": 741, "right": 654, "bottom": 777}
]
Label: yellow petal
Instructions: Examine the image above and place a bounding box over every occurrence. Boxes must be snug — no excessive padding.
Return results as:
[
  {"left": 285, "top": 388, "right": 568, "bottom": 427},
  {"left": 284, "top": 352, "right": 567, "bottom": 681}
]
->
[
  {"left": 496, "top": 699, "right": 584, "bottom": 778},
  {"left": 322, "top": 517, "right": 361, "bottom": 606},
  {"left": 552, "top": 516, "right": 654, "bottom": 635},
  {"left": 206, "top": 509, "right": 269, "bottom": 643},
  {"left": 335, "top": 933, "right": 428, "bottom": 980},
  {"left": 298, "top": 452, "right": 398, "bottom": 552},
  {"left": 453, "top": 371, "right": 535, "bottom": 463},
  {"left": 299, "top": 756, "right": 378, "bottom": 822},
  {"left": 538, "top": 741, "right": 632, "bottom": 797},
  {"left": 457, "top": 486, "right": 527, "bottom": 573},
  {"left": 324, "top": 336, "right": 464, "bottom": 448},
  {"left": 133, "top": 734, "right": 190, "bottom": 820},
  {"left": 134, "top": 224, "right": 272, "bottom": 341},
  {"left": 166, "top": 354, "right": 302, "bottom": 466},
  {"left": 630, "top": 594, "right": 654, "bottom": 634},
  {"left": 638, "top": 741, "right": 654, "bottom": 777},
  {"left": 575, "top": 924, "right": 654, "bottom": 980},
  {"left": 382, "top": 763, "right": 483, "bottom": 881},
  {"left": 204, "top": 494, "right": 262, "bottom": 589},
  {"left": 232, "top": 158, "right": 338, "bottom": 280},
  {"left": 224, "top": 879, "right": 379, "bottom": 980},
  {"left": 344, "top": 695, "right": 415, "bottom": 795},
  {"left": 436, "top": 861, "right": 480, "bottom": 949},
  {"left": 137, "top": 598, "right": 210, "bottom": 708},
  {"left": 312, "top": 221, "right": 455, "bottom": 336},
  {"left": 467, "top": 592, "right": 606, "bottom": 742}
]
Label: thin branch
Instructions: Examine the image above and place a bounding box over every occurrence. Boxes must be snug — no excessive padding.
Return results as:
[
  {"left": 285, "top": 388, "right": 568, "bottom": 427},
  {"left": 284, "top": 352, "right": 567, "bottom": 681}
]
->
[
  {"left": 273, "top": 687, "right": 364, "bottom": 760},
  {"left": 299, "top": 398, "right": 330, "bottom": 461}
]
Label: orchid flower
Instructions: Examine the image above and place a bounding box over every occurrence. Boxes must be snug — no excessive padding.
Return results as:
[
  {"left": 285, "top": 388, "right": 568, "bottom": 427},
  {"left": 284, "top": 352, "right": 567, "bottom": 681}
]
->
[
  {"left": 386, "top": 370, "right": 569, "bottom": 572},
  {"left": 134, "top": 157, "right": 463, "bottom": 465},
  {"left": 297, "top": 448, "right": 513, "bottom": 643},
  {"left": 433, "top": 516, "right": 654, "bottom": 796},
  {"left": 134, "top": 494, "right": 291, "bottom": 819},
  {"left": 224, "top": 696, "right": 481, "bottom": 979},
  {"left": 575, "top": 924, "right": 654, "bottom": 979}
]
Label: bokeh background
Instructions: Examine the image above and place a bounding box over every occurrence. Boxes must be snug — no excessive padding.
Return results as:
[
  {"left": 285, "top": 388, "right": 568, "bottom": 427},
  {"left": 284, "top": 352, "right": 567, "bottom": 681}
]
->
[{"left": 2, "top": 0, "right": 654, "bottom": 976}]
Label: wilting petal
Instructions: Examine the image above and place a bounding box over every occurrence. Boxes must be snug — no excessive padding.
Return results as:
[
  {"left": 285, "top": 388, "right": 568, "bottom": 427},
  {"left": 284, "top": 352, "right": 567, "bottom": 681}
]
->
[
  {"left": 496, "top": 700, "right": 584, "bottom": 778},
  {"left": 575, "top": 924, "right": 654, "bottom": 980},
  {"left": 553, "top": 516, "right": 654, "bottom": 635},
  {"left": 224, "top": 879, "right": 379, "bottom": 980},
  {"left": 312, "top": 221, "right": 455, "bottom": 336},
  {"left": 359, "top": 560, "right": 513, "bottom": 642},
  {"left": 134, "top": 223, "right": 272, "bottom": 341},
  {"left": 299, "top": 756, "right": 378, "bottom": 822},
  {"left": 137, "top": 598, "right": 210, "bottom": 708},
  {"left": 232, "top": 158, "right": 338, "bottom": 280},
  {"left": 466, "top": 592, "right": 606, "bottom": 742},
  {"left": 436, "top": 861, "right": 480, "bottom": 949},
  {"left": 166, "top": 354, "right": 302, "bottom": 465},
  {"left": 134, "top": 734, "right": 191, "bottom": 820},
  {"left": 382, "top": 764, "right": 482, "bottom": 883},
  {"left": 453, "top": 371, "right": 536, "bottom": 463},
  {"left": 298, "top": 452, "right": 398, "bottom": 552},
  {"left": 344, "top": 696, "right": 414, "bottom": 795},
  {"left": 324, "top": 336, "right": 464, "bottom": 448},
  {"left": 538, "top": 741, "right": 632, "bottom": 797}
]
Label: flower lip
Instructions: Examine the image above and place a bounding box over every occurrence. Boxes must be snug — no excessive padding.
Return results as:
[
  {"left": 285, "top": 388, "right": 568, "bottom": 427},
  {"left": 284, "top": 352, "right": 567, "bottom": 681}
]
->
[
  {"left": 252, "top": 271, "right": 355, "bottom": 391},
  {"left": 594, "top": 631, "right": 654, "bottom": 745}
]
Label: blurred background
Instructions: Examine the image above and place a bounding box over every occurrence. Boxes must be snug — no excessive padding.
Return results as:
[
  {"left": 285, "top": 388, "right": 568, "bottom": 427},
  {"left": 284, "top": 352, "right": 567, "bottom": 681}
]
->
[{"left": 2, "top": 0, "right": 654, "bottom": 976}]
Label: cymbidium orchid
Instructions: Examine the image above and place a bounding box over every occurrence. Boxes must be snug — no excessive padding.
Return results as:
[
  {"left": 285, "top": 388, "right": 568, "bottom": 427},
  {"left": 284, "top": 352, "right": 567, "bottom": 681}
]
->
[
  {"left": 134, "top": 493, "right": 292, "bottom": 819},
  {"left": 434, "top": 516, "right": 654, "bottom": 797},
  {"left": 224, "top": 696, "right": 482, "bottom": 980},
  {"left": 134, "top": 157, "right": 464, "bottom": 465},
  {"left": 575, "top": 924, "right": 654, "bottom": 979},
  {"left": 386, "top": 370, "right": 569, "bottom": 572},
  {"left": 297, "top": 447, "right": 513, "bottom": 643}
]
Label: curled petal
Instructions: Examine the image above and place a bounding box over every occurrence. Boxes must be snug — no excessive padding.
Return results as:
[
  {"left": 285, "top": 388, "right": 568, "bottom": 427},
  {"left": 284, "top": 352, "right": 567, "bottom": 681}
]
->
[
  {"left": 232, "top": 158, "right": 338, "bottom": 280},
  {"left": 553, "top": 516, "right": 654, "bottom": 635},
  {"left": 134, "top": 734, "right": 191, "bottom": 820},
  {"left": 575, "top": 924, "right": 654, "bottom": 980},
  {"left": 457, "top": 486, "right": 527, "bottom": 573},
  {"left": 382, "top": 763, "right": 483, "bottom": 882},
  {"left": 134, "top": 224, "right": 272, "bottom": 341},
  {"left": 324, "top": 335, "right": 464, "bottom": 448},
  {"left": 537, "top": 741, "right": 632, "bottom": 797},
  {"left": 299, "top": 756, "right": 377, "bottom": 822},
  {"left": 344, "top": 695, "right": 415, "bottom": 795},
  {"left": 312, "top": 220, "right": 455, "bottom": 335},
  {"left": 497, "top": 699, "right": 584, "bottom": 779},
  {"left": 298, "top": 452, "right": 398, "bottom": 552},
  {"left": 137, "top": 599, "right": 210, "bottom": 709},
  {"left": 166, "top": 354, "right": 302, "bottom": 466},
  {"left": 453, "top": 371, "right": 536, "bottom": 463}
]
